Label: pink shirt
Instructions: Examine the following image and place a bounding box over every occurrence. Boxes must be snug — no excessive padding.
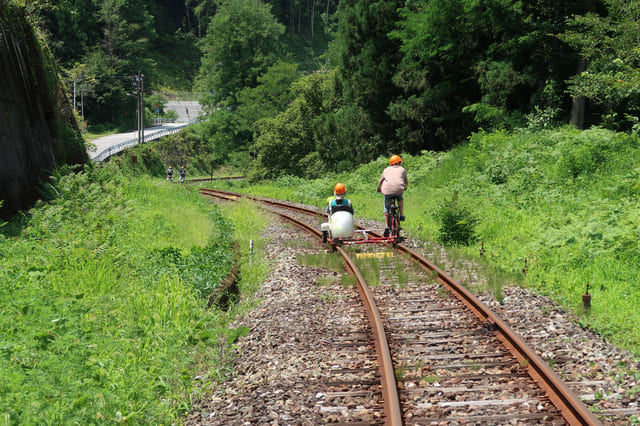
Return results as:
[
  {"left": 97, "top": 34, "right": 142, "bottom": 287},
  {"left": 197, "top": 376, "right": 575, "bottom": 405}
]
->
[{"left": 377, "top": 165, "right": 408, "bottom": 195}]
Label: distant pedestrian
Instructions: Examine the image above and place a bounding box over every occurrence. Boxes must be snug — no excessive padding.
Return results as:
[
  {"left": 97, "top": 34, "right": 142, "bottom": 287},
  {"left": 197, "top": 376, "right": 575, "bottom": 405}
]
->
[
  {"left": 167, "top": 166, "right": 174, "bottom": 182},
  {"left": 186, "top": 107, "right": 189, "bottom": 116},
  {"left": 179, "top": 166, "right": 186, "bottom": 183}
]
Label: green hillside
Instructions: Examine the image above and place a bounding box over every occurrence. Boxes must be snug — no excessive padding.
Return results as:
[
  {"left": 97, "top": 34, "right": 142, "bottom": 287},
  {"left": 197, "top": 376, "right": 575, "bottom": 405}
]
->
[{"left": 210, "top": 126, "right": 640, "bottom": 356}]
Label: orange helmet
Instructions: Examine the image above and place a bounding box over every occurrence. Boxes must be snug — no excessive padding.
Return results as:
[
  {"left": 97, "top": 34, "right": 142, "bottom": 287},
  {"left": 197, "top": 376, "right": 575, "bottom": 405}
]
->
[
  {"left": 334, "top": 183, "right": 347, "bottom": 195},
  {"left": 389, "top": 155, "right": 403, "bottom": 165}
]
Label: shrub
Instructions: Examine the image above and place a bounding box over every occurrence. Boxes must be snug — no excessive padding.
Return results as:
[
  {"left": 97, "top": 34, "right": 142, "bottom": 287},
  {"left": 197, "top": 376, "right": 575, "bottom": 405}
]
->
[
  {"left": 487, "top": 162, "right": 508, "bottom": 184},
  {"left": 434, "top": 191, "right": 478, "bottom": 246}
]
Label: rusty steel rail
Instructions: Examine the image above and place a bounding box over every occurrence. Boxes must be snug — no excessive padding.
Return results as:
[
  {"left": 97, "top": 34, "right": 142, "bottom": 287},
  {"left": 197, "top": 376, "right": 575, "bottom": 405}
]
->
[
  {"left": 200, "top": 188, "right": 403, "bottom": 425},
  {"left": 265, "top": 207, "right": 403, "bottom": 426},
  {"left": 188, "top": 176, "right": 244, "bottom": 183},
  {"left": 199, "top": 187, "right": 602, "bottom": 426},
  {"left": 199, "top": 188, "right": 321, "bottom": 216},
  {"left": 394, "top": 244, "right": 601, "bottom": 426}
]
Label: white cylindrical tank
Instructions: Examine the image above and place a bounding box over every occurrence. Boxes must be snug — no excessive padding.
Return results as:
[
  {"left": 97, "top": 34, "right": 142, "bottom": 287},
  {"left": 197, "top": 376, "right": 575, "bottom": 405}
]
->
[{"left": 329, "top": 211, "right": 354, "bottom": 238}]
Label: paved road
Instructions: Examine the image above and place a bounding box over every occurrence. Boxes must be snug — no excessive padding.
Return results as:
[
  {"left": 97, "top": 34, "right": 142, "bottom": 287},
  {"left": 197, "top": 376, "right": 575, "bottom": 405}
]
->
[
  {"left": 87, "top": 100, "right": 203, "bottom": 161},
  {"left": 165, "top": 100, "right": 203, "bottom": 122},
  {"left": 87, "top": 122, "right": 188, "bottom": 161}
]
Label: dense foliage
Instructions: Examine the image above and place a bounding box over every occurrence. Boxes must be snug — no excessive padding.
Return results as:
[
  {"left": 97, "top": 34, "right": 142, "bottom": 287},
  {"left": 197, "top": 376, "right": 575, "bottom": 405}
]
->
[
  {"left": 191, "top": 0, "right": 640, "bottom": 178},
  {"left": 0, "top": 163, "right": 269, "bottom": 423},
  {"left": 22, "top": 0, "right": 201, "bottom": 130},
  {"left": 17, "top": 0, "right": 640, "bottom": 177}
]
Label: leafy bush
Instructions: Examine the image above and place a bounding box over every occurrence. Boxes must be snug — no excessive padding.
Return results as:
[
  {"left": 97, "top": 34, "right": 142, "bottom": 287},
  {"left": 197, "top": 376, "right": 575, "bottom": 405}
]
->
[
  {"left": 524, "top": 106, "right": 560, "bottom": 130},
  {"left": 553, "top": 127, "right": 639, "bottom": 179},
  {"left": 151, "top": 239, "right": 233, "bottom": 300},
  {"left": 433, "top": 191, "right": 478, "bottom": 246},
  {"left": 487, "top": 162, "right": 508, "bottom": 184},
  {"left": 555, "top": 132, "right": 608, "bottom": 178}
]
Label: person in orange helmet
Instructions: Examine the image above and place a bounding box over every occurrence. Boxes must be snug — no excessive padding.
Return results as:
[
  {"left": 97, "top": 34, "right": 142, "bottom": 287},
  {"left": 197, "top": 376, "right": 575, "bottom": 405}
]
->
[
  {"left": 377, "top": 155, "right": 408, "bottom": 236},
  {"left": 327, "top": 182, "right": 353, "bottom": 215}
]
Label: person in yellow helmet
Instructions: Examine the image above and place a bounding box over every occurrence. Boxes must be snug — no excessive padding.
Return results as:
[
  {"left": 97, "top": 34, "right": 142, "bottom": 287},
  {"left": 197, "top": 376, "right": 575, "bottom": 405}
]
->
[
  {"left": 166, "top": 166, "right": 174, "bottom": 182},
  {"left": 327, "top": 183, "right": 353, "bottom": 215},
  {"left": 377, "top": 155, "right": 408, "bottom": 236}
]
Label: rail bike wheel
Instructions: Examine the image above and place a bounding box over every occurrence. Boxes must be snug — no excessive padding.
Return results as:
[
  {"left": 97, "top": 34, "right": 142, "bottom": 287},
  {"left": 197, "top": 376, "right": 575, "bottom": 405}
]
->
[{"left": 390, "top": 206, "right": 401, "bottom": 239}]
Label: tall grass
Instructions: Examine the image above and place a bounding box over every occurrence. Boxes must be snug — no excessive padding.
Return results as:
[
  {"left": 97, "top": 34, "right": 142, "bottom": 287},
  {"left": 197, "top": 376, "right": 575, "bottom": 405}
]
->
[
  {"left": 0, "top": 165, "right": 249, "bottom": 424},
  {"left": 215, "top": 199, "right": 270, "bottom": 299},
  {"left": 214, "top": 126, "right": 640, "bottom": 356}
]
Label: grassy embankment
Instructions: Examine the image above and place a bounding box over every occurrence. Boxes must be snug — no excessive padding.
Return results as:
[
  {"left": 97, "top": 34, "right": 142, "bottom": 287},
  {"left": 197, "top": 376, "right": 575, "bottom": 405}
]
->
[
  {"left": 0, "top": 164, "right": 270, "bottom": 424},
  {"left": 208, "top": 126, "right": 640, "bottom": 359}
]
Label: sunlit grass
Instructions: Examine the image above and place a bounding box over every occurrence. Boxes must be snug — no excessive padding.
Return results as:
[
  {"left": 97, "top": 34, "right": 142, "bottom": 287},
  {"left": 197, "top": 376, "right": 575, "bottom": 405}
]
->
[
  {"left": 216, "top": 198, "right": 270, "bottom": 298},
  {"left": 213, "top": 127, "right": 640, "bottom": 356},
  {"left": 298, "top": 250, "right": 345, "bottom": 272},
  {"left": 0, "top": 168, "right": 237, "bottom": 424},
  {"left": 84, "top": 128, "right": 119, "bottom": 140}
]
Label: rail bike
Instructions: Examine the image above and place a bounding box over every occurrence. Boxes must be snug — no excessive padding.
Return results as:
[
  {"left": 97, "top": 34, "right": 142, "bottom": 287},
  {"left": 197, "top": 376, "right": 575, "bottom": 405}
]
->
[{"left": 321, "top": 198, "right": 404, "bottom": 247}]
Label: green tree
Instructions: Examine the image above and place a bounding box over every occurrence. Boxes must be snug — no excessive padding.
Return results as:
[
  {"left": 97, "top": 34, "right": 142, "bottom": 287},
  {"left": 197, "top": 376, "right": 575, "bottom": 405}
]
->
[
  {"left": 389, "top": 0, "right": 484, "bottom": 151},
  {"left": 559, "top": 0, "right": 640, "bottom": 130},
  {"left": 41, "top": 0, "right": 101, "bottom": 66},
  {"left": 200, "top": 60, "right": 301, "bottom": 165},
  {"left": 185, "top": 0, "right": 218, "bottom": 37},
  {"left": 252, "top": 71, "right": 335, "bottom": 178},
  {"left": 252, "top": 105, "right": 313, "bottom": 178},
  {"left": 270, "top": 0, "right": 336, "bottom": 38},
  {"left": 390, "top": 0, "right": 600, "bottom": 150},
  {"left": 196, "top": 0, "right": 285, "bottom": 109},
  {"left": 331, "top": 0, "right": 404, "bottom": 148},
  {"left": 99, "top": 0, "right": 157, "bottom": 72},
  {"left": 236, "top": 61, "right": 302, "bottom": 128}
]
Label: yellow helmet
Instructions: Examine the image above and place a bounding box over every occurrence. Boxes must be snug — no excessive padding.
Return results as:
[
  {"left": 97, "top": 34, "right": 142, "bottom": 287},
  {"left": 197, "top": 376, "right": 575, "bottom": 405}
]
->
[
  {"left": 334, "top": 183, "right": 347, "bottom": 195},
  {"left": 389, "top": 155, "right": 402, "bottom": 165}
]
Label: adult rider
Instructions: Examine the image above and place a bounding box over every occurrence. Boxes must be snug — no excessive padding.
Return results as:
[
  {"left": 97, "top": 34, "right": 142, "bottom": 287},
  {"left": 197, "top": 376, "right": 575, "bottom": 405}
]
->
[{"left": 376, "top": 155, "right": 408, "bottom": 236}]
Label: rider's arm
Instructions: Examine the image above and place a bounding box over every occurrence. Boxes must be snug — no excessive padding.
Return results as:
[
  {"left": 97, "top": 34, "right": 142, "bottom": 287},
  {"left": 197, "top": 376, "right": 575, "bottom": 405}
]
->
[{"left": 376, "top": 174, "right": 385, "bottom": 193}]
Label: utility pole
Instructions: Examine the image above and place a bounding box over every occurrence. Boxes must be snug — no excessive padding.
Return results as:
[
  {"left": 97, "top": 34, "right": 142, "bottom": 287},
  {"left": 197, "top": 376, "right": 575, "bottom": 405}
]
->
[
  {"left": 73, "top": 73, "right": 86, "bottom": 133},
  {"left": 81, "top": 82, "right": 84, "bottom": 128},
  {"left": 132, "top": 72, "right": 145, "bottom": 144}
]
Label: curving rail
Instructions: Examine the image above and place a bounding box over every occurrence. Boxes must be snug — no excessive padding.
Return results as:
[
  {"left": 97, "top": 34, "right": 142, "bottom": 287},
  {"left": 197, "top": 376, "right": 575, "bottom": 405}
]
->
[
  {"left": 198, "top": 187, "right": 602, "bottom": 425},
  {"left": 257, "top": 203, "right": 404, "bottom": 426}
]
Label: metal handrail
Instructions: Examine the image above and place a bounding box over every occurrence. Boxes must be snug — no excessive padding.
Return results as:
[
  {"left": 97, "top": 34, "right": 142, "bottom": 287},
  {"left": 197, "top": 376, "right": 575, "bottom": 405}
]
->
[{"left": 92, "top": 124, "right": 189, "bottom": 162}]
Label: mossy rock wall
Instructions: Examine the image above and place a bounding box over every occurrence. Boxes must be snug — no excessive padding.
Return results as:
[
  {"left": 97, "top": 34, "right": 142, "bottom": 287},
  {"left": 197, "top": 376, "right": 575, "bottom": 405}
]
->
[{"left": 0, "top": 1, "right": 87, "bottom": 220}]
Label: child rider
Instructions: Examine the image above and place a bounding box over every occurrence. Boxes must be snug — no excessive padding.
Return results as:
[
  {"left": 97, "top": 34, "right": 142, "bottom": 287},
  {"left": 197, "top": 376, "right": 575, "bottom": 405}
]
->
[{"left": 327, "top": 183, "right": 353, "bottom": 215}]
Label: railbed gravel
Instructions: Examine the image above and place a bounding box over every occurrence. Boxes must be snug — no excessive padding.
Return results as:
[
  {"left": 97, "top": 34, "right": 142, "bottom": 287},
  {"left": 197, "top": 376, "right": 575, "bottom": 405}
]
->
[{"left": 183, "top": 211, "right": 640, "bottom": 425}]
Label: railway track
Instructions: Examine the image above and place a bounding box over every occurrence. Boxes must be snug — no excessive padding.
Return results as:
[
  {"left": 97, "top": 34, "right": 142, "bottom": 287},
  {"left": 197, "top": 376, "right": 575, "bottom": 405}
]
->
[{"left": 191, "top": 187, "right": 639, "bottom": 425}]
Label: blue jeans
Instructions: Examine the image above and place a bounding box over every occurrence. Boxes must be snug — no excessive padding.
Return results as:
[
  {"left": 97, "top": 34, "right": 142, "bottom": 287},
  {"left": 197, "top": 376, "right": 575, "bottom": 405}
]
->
[{"left": 383, "top": 194, "right": 403, "bottom": 213}]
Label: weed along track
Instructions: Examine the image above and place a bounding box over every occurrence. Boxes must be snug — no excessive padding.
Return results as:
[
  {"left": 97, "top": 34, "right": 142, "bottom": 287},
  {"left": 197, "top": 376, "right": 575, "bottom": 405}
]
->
[{"left": 189, "top": 188, "right": 638, "bottom": 425}]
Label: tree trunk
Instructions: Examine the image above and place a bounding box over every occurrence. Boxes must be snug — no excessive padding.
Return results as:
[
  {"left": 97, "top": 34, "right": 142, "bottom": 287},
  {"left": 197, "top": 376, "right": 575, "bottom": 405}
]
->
[
  {"left": 311, "top": 0, "right": 316, "bottom": 39},
  {"left": 185, "top": 4, "right": 192, "bottom": 34},
  {"left": 326, "top": 0, "right": 330, "bottom": 25},
  {"left": 569, "top": 59, "right": 586, "bottom": 129},
  {"left": 570, "top": 96, "right": 585, "bottom": 129}
]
